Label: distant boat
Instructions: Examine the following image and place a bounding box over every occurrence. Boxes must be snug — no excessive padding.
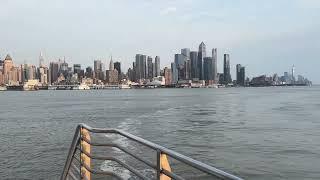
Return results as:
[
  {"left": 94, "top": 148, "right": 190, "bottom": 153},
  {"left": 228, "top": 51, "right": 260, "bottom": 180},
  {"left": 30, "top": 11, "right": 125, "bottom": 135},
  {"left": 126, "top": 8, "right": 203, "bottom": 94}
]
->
[
  {"left": 0, "top": 86, "right": 7, "bottom": 91},
  {"left": 119, "top": 84, "right": 131, "bottom": 89},
  {"left": 77, "top": 84, "right": 90, "bottom": 90}
]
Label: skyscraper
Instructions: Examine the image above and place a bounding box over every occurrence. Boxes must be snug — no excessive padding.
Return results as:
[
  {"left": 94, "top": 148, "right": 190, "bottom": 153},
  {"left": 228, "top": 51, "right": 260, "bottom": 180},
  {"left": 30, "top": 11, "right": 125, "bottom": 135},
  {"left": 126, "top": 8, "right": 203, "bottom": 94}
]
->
[
  {"left": 114, "top": 62, "right": 121, "bottom": 79},
  {"left": 135, "top": 54, "right": 146, "bottom": 80},
  {"left": 190, "top": 51, "right": 198, "bottom": 79},
  {"left": 141, "top": 55, "right": 146, "bottom": 79},
  {"left": 49, "top": 62, "right": 59, "bottom": 84},
  {"left": 155, "top": 56, "right": 160, "bottom": 77},
  {"left": 240, "top": 67, "right": 245, "bottom": 86},
  {"left": 212, "top": 48, "right": 218, "bottom": 82},
  {"left": 94, "top": 60, "right": 102, "bottom": 72},
  {"left": 39, "top": 52, "right": 45, "bottom": 68},
  {"left": 171, "top": 62, "right": 178, "bottom": 84},
  {"left": 3, "top": 54, "right": 13, "bottom": 84},
  {"left": 184, "top": 60, "right": 191, "bottom": 80},
  {"left": 147, "top": 56, "right": 153, "bottom": 79},
  {"left": 203, "top": 57, "right": 213, "bottom": 81},
  {"left": 164, "top": 67, "right": 172, "bottom": 85},
  {"left": 109, "top": 58, "right": 114, "bottom": 71},
  {"left": 198, "top": 42, "right": 206, "bottom": 80},
  {"left": 236, "top": 64, "right": 242, "bottom": 85},
  {"left": 85, "top": 66, "right": 93, "bottom": 79},
  {"left": 174, "top": 54, "right": 185, "bottom": 80},
  {"left": 174, "top": 54, "right": 185, "bottom": 68},
  {"left": 223, "top": 54, "right": 231, "bottom": 84},
  {"left": 181, "top": 48, "right": 190, "bottom": 61}
]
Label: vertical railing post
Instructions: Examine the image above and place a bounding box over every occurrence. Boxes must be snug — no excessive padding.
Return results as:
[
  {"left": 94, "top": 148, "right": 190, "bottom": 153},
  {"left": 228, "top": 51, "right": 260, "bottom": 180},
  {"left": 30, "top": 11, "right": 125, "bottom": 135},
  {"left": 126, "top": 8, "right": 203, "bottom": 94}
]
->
[
  {"left": 160, "top": 153, "right": 172, "bottom": 180},
  {"left": 80, "top": 127, "right": 91, "bottom": 180},
  {"left": 156, "top": 150, "right": 161, "bottom": 180}
]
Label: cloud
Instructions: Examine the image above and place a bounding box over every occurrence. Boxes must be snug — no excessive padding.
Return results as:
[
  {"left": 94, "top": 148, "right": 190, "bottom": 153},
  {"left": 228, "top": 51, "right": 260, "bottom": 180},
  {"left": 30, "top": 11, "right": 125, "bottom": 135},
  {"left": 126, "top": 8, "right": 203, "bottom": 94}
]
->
[{"left": 160, "top": 7, "right": 177, "bottom": 15}]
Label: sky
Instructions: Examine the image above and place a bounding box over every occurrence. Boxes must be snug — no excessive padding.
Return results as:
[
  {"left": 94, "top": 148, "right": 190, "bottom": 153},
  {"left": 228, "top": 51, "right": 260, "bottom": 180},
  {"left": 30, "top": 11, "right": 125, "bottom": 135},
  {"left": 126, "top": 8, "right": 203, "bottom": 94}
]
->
[{"left": 0, "top": 0, "right": 319, "bottom": 82}]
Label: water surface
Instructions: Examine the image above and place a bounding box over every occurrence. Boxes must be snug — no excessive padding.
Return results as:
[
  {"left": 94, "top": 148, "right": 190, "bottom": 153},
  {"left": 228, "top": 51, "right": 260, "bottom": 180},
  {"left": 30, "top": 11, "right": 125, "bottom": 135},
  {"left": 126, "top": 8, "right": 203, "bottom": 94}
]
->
[{"left": 0, "top": 87, "right": 319, "bottom": 179}]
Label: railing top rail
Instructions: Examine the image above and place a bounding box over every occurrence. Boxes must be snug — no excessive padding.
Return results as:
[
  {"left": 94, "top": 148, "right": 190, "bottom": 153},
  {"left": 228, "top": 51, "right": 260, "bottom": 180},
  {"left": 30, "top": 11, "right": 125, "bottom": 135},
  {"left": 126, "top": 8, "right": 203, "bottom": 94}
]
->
[{"left": 79, "top": 123, "right": 242, "bottom": 180}]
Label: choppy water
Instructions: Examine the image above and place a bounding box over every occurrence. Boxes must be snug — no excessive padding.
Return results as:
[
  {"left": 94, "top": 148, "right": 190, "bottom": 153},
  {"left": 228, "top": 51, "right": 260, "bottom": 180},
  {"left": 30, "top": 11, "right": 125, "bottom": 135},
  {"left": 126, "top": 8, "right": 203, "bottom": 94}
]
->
[{"left": 0, "top": 86, "right": 320, "bottom": 179}]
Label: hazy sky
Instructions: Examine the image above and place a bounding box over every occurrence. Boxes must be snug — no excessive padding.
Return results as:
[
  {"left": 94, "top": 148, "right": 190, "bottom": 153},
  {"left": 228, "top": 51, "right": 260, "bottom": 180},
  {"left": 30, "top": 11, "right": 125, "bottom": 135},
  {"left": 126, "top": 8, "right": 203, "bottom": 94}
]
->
[{"left": 0, "top": 0, "right": 319, "bottom": 82}]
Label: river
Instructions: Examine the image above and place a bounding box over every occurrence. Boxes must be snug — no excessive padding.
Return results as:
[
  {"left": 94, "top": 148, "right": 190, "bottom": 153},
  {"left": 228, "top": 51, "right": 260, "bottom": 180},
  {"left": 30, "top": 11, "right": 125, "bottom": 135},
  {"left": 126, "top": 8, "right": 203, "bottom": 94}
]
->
[{"left": 0, "top": 86, "right": 319, "bottom": 179}]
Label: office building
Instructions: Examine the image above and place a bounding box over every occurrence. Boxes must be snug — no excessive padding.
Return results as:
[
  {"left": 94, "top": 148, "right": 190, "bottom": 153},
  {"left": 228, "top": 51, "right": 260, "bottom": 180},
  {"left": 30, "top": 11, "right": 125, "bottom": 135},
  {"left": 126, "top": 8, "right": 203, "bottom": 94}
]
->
[
  {"left": 50, "top": 62, "right": 59, "bottom": 84},
  {"left": 147, "top": 56, "right": 153, "bottom": 79},
  {"left": 203, "top": 57, "right": 213, "bottom": 81},
  {"left": 114, "top": 62, "right": 121, "bottom": 79},
  {"left": 198, "top": 42, "right": 206, "bottom": 80},
  {"left": 181, "top": 48, "right": 190, "bottom": 61},
  {"left": 94, "top": 60, "right": 102, "bottom": 72},
  {"left": 190, "top": 51, "right": 198, "bottom": 79},
  {"left": 240, "top": 67, "right": 245, "bottom": 86},
  {"left": 184, "top": 60, "right": 191, "bottom": 80},
  {"left": 171, "top": 62, "right": 178, "bottom": 84},
  {"left": 154, "top": 56, "right": 160, "bottom": 77},
  {"left": 164, "top": 67, "right": 172, "bottom": 85},
  {"left": 106, "top": 69, "right": 118, "bottom": 84},
  {"left": 212, "top": 48, "right": 218, "bottom": 82},
  {"left": 223, "top": 54, "right": 231, "bottom": 84},
  {"left": 85, "top": 66, "right": 93, "bottom": 79}
]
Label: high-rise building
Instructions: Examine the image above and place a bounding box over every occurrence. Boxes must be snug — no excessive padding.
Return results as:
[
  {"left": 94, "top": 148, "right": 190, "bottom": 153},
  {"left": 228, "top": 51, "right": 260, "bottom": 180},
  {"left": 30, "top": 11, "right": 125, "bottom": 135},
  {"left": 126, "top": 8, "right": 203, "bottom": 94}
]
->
[
  {"left": 240, "top": 67, "right": 245, "bottom": 86},
  {"left": 39, "top": 66, "right": 48, "bottom": 85},
  {"left": 203, "top": 57, "right": 213, "bottom": 81},
  {"left": 85, "top": 66, "right": 93, "bottom": 79},
  {"left": 49, "top": 62, "right": 59, "bottom": 84},
  {"left": 154, "top": 56, "right": 160, "bottom": 77},
  {"left": 164, "top": 67, "right": 172, "bottom": 85},
  {"left": 147, "top": 56, "right": 153, "bottom": 79},
  {"left": 3, "top": 54, "right": 13, "bottom": 84},
  {"left": 184, "top": 60, "right": 191, "bottom": 80},
  {"left": 114, "top": 62, "right": 121, "bottom": 79},
  {"left": 236, "top": 64, "right": 242, "bottom": 85},
  {"left": 174, "top": 54, "right": 184, "bottom": 68},
  {"left": 174, "top": 54, "right": 185, "bottom": 80},
  {"left": 198, "top": 42, "right": 206, "bottom": 80},
  {"left": 135, "top": 54, "right": 146, "bottom": 80},
  {"left": 74, "top": 64, "right": 81, "bottom": 74},
  {"left": 181, "top": 48, "right": 190, "bottom": 61},
  {"left": 212, "top": 48, "right": 218, "bottom": 82},
  {"left": 223, "top": 54, "right": 231, "bottom": 84},
  {"left": 39, "top": 52, "right": 45, "bottom": 68},
  {"left": 171, "top": 62, "right": 178, "bottom": 85},
  {"left": 190, "top": 51, "right": 198, "bottom": 79},
  {"left": 109, "top": 58, "right": 114, "bottom": 71},
  {"left": 127, "top": 68, "right": 134, "bottom": 81},
  {"left": 94, "top": 60, "right": 102, "bottom": 72},
  {"left": 106, "top": 69, "right": 118, "bottom": 84}
]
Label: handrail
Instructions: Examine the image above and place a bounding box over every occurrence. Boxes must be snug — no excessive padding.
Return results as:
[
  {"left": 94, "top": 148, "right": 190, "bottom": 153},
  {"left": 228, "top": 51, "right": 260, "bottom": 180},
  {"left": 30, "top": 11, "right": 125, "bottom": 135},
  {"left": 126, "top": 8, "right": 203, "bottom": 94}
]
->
[{"left": 61, "top": 123, "right": 243, "bottom": 180}]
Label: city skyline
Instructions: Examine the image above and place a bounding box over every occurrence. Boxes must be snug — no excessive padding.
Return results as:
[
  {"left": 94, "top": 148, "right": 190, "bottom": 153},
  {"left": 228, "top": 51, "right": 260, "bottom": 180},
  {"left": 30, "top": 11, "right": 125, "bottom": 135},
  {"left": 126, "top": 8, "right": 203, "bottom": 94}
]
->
[
  {"left": 0, "top": 41, "right": 311, "bottom": 89},
  {"left": 1, "top": 0, "right": 319, "bottom": 83}
]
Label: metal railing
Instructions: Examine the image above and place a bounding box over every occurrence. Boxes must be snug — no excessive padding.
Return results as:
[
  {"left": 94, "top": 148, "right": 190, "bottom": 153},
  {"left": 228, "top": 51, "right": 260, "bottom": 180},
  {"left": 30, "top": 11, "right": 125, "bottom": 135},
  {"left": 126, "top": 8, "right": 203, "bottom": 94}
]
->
[{"left": 61, "top": 124, "right": 243, "bottom": 180}]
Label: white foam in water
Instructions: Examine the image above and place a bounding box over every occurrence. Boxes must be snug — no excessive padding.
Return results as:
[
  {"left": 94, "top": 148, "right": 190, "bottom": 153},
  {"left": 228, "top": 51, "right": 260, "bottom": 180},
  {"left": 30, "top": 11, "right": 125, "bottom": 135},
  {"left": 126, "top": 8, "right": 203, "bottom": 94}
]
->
[{"left": 100, "top": 160, "right": 131, "bottom": 180}]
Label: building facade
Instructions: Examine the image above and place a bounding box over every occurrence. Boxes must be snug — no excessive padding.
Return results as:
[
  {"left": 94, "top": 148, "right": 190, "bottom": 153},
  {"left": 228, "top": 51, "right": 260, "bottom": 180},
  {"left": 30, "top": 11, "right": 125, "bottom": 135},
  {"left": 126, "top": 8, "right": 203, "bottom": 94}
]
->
[
  {"left": 198, "top": 42, "right": 206, "bottom": 80},
  {"left": 223, "top": 54, "right": 231, "bottom": 84}
]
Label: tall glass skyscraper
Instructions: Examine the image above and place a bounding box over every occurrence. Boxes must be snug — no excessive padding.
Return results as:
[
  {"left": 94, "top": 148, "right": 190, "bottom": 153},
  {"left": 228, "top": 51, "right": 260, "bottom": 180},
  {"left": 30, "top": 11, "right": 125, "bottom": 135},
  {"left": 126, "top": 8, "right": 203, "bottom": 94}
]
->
[
  {"left": 147, "top": 56, "right": 153, "bottom": 79},
  {"left": 154, "top": 56, "right": 160, "bottom": 77},
  {"left": 190, "top": 51, "right": 198, "bottom": 79},
  {"left": 223, "top": 54, "right": 231, "bottom": 84},
  {"left": 203, "top": 57, "right": 213, "bottom": 81},
  {"left": 212, "top": 48, "right": 217, "bottom": 82},
  {"left": 198, "top": 42, "right": 206, "bottom": 80}
]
